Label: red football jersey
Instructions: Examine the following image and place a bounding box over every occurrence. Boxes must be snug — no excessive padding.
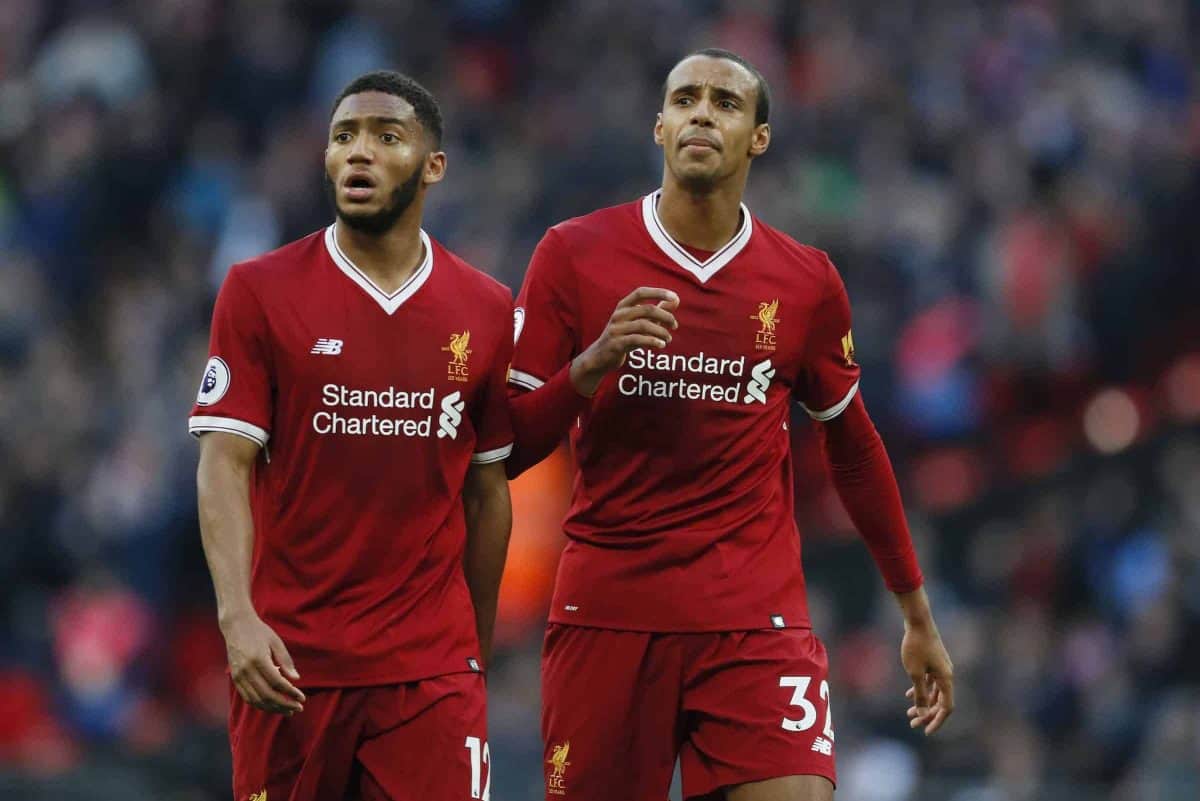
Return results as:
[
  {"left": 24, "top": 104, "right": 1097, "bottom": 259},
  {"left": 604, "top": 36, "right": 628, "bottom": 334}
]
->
[
  {"left": 511, "top": 191, "right": 860, "bottom": 632},
  {"left": 189, "top": 225, "right": 513, "bottom": 686}
]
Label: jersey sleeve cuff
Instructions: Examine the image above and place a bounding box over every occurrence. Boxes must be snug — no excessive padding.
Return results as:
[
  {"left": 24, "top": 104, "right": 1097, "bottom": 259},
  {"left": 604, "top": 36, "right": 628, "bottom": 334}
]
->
[
  {"left": 508, "top": 368, "right": 545, "bottom": 391},
  {"left": 471, "top": 443, "right": 513, "bottom": 464},
  {"left": 801, "top": 380, "right": 860, "bottom": 422},
  {"left": 189, "top": 415, "right": 270, "bottom": 447}
]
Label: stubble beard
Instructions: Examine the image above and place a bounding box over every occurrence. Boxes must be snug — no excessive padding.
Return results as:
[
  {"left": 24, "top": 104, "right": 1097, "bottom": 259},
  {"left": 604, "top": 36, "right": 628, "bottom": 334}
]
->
[{"left": 326, "top": 164, "right": 423, "bottom": 236}]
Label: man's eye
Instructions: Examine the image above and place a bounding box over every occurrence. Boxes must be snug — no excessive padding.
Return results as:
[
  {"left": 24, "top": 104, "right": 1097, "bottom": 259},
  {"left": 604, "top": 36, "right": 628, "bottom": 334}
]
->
[
  {"left": 335, "top": 132, "right": 352, "bottom": 143},
  {"left": 676, "top": 97, "right": 692, "bottom": 106},
  {"left": 720, "top": 100, "right": 736, "bottom": 109},
  {"left": 381, "top": 133, "right": 399, "bottom": 144}
]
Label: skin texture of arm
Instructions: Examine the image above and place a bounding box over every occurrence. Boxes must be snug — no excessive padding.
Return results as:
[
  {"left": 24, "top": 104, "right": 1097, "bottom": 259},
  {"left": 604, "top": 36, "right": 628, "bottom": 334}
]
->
[
  {"left": 197, "top": 432, "right": 305, "bottom": 715},
  {"left": 461, "top": 459, "right": 514, "bottom": 667}
]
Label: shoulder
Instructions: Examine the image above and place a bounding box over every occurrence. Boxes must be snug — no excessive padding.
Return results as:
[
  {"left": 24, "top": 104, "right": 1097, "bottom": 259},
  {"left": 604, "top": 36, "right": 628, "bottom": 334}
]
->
[
  {"left": 226, "top": 229, "right": 327, "bottom": 290},
  {"left": 430, "top": 237, "right": 513, "bottom": 313},
  {"left": 546, "top": 198, "right": 643, "bottom": 247},
  {"left": 750, "top": 216, "right": 841, "bottom": 295}
]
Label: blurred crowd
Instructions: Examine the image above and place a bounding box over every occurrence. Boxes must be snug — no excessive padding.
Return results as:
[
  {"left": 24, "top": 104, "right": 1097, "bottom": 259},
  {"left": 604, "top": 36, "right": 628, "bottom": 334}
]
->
[{"left": 0, "top": 1, "right": 1198, "bottom": 799}]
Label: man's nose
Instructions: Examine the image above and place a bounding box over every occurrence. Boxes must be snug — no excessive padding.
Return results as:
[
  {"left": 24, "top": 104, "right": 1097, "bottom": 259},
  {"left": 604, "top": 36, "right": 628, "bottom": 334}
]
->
[
  {"left": 690, "top": 98, "right": 715, "bottom": 127},
  {"left": 347, "top": 135, "right": 373, "bottom": 162}
]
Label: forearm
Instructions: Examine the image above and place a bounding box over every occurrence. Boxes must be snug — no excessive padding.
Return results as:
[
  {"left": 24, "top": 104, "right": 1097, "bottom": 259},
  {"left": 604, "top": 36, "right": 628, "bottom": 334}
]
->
[
  {"left": 820, "top": 394, "right": 924, "bottom": 593},
  {"left": 196, "top": 446, "right": 257, "bottom": 626},
  {"left": 462, "top": 466, "right": 513, "bottom": 664},
  {"left": 506, "top": 364, "right": 589, "bottom": 478}
]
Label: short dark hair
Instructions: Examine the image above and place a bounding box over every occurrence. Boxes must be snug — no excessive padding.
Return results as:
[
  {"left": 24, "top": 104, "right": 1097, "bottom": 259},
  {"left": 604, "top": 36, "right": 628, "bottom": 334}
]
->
[
  {"left": 331, "top": 70, "right": 444, "bottom": 147},
  {"left": 664, "top": 48, "right": 771, "bottom": 126}
]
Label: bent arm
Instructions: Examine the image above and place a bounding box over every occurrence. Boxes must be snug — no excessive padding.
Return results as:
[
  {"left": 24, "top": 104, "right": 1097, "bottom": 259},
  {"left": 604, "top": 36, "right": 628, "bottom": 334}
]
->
[
  {"left": 507, "top": 286, "right": 680, "bottom": 478},
  {"left": 506, "top": 366, "right": 589, "bottom": 478}
]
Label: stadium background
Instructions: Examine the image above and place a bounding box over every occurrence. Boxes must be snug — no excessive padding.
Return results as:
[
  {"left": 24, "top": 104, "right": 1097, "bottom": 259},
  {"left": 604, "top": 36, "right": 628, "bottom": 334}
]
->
[{"left": 1, "top": 1, "right": 1198, "bottom": 799}]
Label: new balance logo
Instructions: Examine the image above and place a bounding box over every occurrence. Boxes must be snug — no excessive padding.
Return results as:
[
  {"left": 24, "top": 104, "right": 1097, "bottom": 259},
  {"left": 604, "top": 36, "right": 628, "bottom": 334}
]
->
[
  {"left": 311, "top": 338, "right": 343, "bottom": 355},
  {"left": 811, "top": 737, "right": 833, "bottom": 756},
  {"left": 743, "top": 359, "right": 775, "bottom": 404}
]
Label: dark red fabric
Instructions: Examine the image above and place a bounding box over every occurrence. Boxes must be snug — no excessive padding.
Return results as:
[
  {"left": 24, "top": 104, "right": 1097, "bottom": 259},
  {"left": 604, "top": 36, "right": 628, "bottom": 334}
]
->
[
  {"left": 190, "top": 229, "right": 513, "bottom": 686},
  {"left": 506, "top": 365, "right": 589, "bottom": 478},
  {"left": 511, "top": 195, "right": 857, "bottom": 632},
  {"left": 230, "top": 673, "right": 487, "bottom": 801},
  {"left": 541, "top": 624, "right": 837, "bottom": 800},
  {"left": 819, "top": 394, "right": 924, "bottom": 593}
]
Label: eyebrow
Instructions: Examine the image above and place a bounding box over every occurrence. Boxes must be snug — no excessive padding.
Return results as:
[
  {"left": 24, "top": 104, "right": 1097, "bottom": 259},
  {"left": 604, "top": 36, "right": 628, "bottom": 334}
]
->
[
  {"left": 332, "top": 115, "right": 411, "bottom": 128},
  {"left": 669, "top": 83, "right": 747, "bottom": 103}
]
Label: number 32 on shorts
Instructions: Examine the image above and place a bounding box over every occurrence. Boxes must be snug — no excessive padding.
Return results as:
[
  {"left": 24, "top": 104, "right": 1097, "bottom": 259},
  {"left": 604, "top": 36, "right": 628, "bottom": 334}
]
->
[{"left": 779, "top": 676, "right": 834, "bottom": 739}]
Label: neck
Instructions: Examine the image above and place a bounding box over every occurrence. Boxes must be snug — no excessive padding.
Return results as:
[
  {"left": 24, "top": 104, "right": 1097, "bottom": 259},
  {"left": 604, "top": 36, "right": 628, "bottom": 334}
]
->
[
  {"left": 333, "top": 205, "right": 426, "bottom": 294},
  {"left": 656, "top": 171, "right": 748, "bottom": 251}
]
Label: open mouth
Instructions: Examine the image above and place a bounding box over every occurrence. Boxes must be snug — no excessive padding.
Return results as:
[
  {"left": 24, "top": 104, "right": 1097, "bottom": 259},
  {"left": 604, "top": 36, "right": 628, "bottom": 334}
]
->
[{"left": 343, "top": 173, "right": 377, "bottom": 200}]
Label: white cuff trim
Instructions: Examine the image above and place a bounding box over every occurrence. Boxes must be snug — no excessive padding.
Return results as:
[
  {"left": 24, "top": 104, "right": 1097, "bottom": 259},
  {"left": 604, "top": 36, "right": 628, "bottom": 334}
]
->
[
  {"left": 508, "top": 368, "right": 545, "bottom": 391},
  {"left": 189, "top": 416, "right": 269, "bottom": 447},
  {"left": 471, "top": 443, "right": 513, "bottom": 464},
  {"left": 801, "top": 381, "right": 859, "bottom": 422}
]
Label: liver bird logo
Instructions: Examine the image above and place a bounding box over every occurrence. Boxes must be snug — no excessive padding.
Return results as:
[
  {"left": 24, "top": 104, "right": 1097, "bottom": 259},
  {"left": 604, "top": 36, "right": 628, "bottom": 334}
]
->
[
  {"left": 444, "top": 330, "right": 472, "bottom": 365},
  {"left": 248, "top": 791, "right": 267, "bottom": 801},
  {"left": 548, "top": 742, "right": 571, "bottom": 778},
  {"left": 753, "top": 299, "right": 781, "bottom": 334}
]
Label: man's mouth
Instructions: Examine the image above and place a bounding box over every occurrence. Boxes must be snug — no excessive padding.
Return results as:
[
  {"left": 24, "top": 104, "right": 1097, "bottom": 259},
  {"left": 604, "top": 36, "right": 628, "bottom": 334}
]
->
[
  {"left": 342, "top": 172, "right": 377, "bottom": 201},
  {"left": 680, "top": 136, "right": 719, "bottom": 151}
]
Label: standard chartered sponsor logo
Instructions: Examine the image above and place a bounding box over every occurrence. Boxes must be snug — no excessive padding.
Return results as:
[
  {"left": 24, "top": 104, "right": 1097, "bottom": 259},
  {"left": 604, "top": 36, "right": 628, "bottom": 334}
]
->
[
  {"left": 617, "top": 349, "right": 773, "bottom": 404},
  {"left": 312, "top": 383, "right": 465, "bottom": 438},
  {"left": 743, "top": 359, "right": 775, "bottom": 404},
  {"left": 437, "top": 391, "right": 465, "bottom": 439}
]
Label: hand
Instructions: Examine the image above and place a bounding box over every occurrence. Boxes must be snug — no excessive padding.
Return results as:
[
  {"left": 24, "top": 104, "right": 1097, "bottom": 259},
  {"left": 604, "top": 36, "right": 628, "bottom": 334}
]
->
[
  {"left": 901, "top": 619, "right": 954, "bottom": 735},
  {"left": 570, "top": 287, "right": 680, "bottom": 396},
  {"left": 221, "top": 610, "right": 306, "bottom": 715}
]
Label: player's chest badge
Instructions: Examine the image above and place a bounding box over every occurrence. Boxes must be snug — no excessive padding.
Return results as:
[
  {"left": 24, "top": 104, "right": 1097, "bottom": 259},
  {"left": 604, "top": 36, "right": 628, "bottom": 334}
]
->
[
  {"left": 751, "top": 299, "right": 781, "bottom": 352},
  {"left": 442, "top": 330, "right": 472, "bottom": 383}
]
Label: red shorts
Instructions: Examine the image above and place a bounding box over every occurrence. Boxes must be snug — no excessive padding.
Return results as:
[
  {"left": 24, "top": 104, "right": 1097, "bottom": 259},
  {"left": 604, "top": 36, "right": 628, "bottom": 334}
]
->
[
  {"left": 229, "top": 672, "right": 489, "bottom": 801},
  {"left": 541, "top": 625, "right": 836, "bottom": 801}
]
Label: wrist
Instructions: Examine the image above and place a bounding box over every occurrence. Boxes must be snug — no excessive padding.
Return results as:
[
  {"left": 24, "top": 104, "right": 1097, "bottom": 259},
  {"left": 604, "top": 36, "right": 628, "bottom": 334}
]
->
[
  {"left": 903, "top": 615, "right": 937, "bottom": 633},
  {"left": 217, "top": 602, "right": 257, "bottom": 631},
  {"left": 569, "top": 354, "right": 604, "bottom": 397},
  {"left": 895, "top": 585, "right": 935, "bottom": 628}
]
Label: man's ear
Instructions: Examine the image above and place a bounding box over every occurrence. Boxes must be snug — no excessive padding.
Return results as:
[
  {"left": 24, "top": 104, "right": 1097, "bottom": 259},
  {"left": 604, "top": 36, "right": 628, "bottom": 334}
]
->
[
  {"left": 424, "top": 150, "right": 447, "bottom": 185},
  {"left": 749, "top": 123, "right": 770, "bottom": 158}
]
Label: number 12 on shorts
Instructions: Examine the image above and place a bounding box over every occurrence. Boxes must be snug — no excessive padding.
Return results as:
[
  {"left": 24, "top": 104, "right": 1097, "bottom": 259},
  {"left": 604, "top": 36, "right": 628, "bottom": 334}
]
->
[
  {"left": 779, "top": 676, "right": 834, "bottom": 740},
  {"left": 464, "top": 736, "right": 491, "bottom": 800}
]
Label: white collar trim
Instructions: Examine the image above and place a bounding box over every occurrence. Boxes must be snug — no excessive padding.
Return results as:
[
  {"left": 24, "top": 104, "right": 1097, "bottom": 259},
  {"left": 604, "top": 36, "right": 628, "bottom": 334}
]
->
[
  {"left": 324, "top": 224, "right": 433, "bottom": 315},
  {"left": 640, "top": 190, "right": 753, "bottom": 283}
]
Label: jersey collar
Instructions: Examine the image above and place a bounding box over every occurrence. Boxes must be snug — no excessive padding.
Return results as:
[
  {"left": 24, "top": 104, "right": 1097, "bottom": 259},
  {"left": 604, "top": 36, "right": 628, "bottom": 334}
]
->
[
  {"left": 324, "top": 223, "right": 433, "bottom": 315},
  {"left": 640, "top": 189, "right": 753, "bottom": 284}
]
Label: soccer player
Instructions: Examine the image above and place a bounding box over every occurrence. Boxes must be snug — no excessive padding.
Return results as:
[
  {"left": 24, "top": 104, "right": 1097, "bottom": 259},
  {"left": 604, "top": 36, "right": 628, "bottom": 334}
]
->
[
  {"left": 507, "top": 49, "right": 955, "bottom": 801},
  {"left": 190, "top": 71, "right": 512, "bottom": 801}
]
